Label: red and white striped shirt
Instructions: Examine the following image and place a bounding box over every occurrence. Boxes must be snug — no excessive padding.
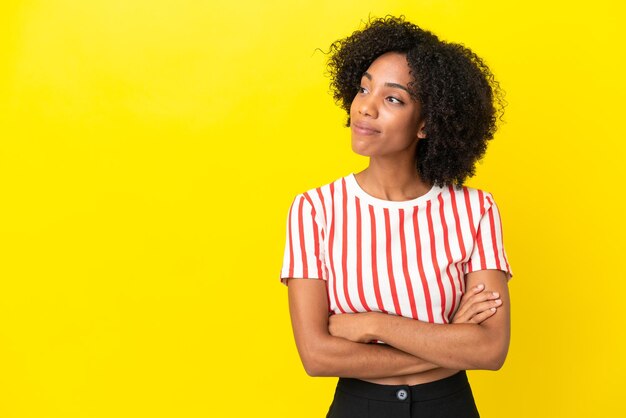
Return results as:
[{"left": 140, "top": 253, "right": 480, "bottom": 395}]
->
[{"left": 280, "top": 173, "right": 512, "bottom": 324}]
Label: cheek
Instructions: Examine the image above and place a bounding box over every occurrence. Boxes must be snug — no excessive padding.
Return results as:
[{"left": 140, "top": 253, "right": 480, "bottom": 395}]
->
[
  {"left": 394, "top": 111, "right": 420, "bottom": 136},
  {"left": 383, "top": 115, "right": 419, "bottom": 146},
  {"left": 385, "top": 112, "right": 412, "bottom": 134}
]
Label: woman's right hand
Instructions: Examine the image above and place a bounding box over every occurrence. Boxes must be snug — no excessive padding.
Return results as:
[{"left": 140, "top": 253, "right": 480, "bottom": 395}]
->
[{"left": 452, "top": 283, "right": 502, "bottom": 324}]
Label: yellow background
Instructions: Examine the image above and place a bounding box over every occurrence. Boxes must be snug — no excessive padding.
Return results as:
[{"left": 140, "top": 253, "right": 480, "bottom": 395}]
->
[{"left": 1, "top": 1, "right": 624, "bottom": 417}]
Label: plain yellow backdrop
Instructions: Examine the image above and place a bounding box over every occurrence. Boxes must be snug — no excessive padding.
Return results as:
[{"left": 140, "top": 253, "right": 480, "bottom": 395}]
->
[{"left": 1, "top": 0, "right": 624, "bottom": 417}]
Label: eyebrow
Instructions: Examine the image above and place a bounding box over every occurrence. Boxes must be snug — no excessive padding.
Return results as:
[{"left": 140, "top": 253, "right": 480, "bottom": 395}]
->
[{"left": 363, "top": 72, "right": 410, "bottom": 93}]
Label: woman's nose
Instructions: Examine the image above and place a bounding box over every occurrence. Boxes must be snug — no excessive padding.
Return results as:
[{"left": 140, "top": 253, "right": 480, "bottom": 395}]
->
[{"left": 358, "top": 95, "right": 378, "bottom": 118}]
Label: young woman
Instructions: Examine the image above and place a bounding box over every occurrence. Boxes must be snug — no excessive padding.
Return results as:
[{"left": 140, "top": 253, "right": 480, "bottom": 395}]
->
[{"left": 280, "top": 16, "right": 512, "bottom": 418}]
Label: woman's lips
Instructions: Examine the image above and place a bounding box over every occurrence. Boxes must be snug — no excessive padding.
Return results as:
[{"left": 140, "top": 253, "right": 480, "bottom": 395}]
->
[{"left": 351, "top": 121, "right": 380, "bottom": 135}]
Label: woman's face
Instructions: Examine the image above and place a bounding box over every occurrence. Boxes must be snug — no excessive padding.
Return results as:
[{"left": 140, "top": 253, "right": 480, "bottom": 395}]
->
[{"left": 350, "top": 51, "right": 426, "bottom": 160}]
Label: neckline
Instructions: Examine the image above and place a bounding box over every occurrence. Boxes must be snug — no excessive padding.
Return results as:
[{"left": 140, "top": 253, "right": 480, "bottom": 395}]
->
[{"left": 345, "top": 173, "right": 443, "bottom": 208}]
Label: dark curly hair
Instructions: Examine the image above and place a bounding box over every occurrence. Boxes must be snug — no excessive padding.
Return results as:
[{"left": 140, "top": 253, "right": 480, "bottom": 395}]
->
[{"left": 326, "top": 15, "right": 506, "bottom": 187}]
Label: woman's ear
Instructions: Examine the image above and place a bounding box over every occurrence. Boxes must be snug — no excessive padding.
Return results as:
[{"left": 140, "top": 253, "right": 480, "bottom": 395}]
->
[{"left": 417, "top": 121, "right": 427, "bottom": 139}]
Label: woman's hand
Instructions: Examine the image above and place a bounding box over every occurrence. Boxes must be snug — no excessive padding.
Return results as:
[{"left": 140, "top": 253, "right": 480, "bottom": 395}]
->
[
  {"left": 328, "top": 311, "right": 380, "bottom": 343},
  {"left": 452, "top": 283, "right": 502, "bottom": 324},
  {"left": 329, "top": 284, "right": 501, "bottom": 343},
  {"left": 334, "top": 270, "right": 511, "bottom": 370}
]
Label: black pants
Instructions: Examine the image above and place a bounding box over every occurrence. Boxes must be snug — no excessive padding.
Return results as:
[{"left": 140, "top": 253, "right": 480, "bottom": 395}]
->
[{"left": 326, "top": 371, "right": 480, "bottom": 418}]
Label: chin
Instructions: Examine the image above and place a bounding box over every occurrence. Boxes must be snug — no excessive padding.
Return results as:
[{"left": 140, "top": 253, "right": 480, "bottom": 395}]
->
[
  {"left": 351, "top": 141, "right": 374, "bottom": 157},
  {"left": 351, "top": 147, "right": 373, "bottom": 157}
]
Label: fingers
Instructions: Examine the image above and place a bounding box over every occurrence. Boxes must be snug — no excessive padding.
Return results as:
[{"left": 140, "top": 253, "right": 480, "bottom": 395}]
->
[
  {"left": 458, "top": 284, "right": 493, "bottom": 309},
  {"left": 455, "top": 284, "right": 484, "bottom": 319},
  {"left": 456, "top": 285, "right": 495, "bottom": 314},
  {"left": 466, "top": 298, "right": 502, "bottom": 319},
  {"left": 466, "top": 285, "right": 498, "bottom": 301},
  {"left": 466, "top": 283, "right": 485, "bottom": 296},
  {"left": 469, "top": 306, "right": 498, "bottom": 324},
  {"left": 453, "top": 284, "right": 503, "bottom": 324},
  {"left": 469, "top": 290, "right": 501, "bottom": 305},
  {"left": 459, "top": 283, "right": 485, "bottom": 303},
  {"left": 460, "top": 288, "right": 500, "bottom": 309}
]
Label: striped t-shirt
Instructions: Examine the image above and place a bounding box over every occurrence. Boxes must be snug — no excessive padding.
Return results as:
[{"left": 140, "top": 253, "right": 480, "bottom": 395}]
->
[{"left": 280, "top": 173, "right": 513, "bottom": 324}]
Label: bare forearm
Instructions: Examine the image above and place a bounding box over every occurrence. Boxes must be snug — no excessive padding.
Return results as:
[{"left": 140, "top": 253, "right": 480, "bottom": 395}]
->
[
  {"left": 301, "top": 334, "right": 439, "bottom": 378},
  {"left": 331, "top": 272, "right": 513, "bottom": 371},
  {"left": 369, "top": 315, "right": 508, "bottom": 370},
  {"left": 287, "top": 278, "right": 440, "bottom": 379}
]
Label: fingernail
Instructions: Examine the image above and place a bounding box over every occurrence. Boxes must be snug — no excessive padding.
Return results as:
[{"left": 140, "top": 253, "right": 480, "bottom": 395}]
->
[
  {"left": 490, "top": 307, "right": 496, "bottom": 311},
  {"left": 495, "top": 299, "right": 502, "bottom": 305},
  {"left": 493, "top": 292, "right": 499, "bottom": 298},
  {"left": 477, "top": 284, "right": 485, "bottom": 290}
]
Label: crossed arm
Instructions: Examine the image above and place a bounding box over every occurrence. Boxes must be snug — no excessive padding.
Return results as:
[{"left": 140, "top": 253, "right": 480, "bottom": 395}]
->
[{"left": 287, "top": 269, "right": 510, "bottom": 378}]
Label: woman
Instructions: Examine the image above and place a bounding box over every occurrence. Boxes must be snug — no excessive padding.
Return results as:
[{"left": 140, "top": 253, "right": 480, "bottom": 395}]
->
[{"left": 280, "top": 16, "right": 512, "bottom": 418}]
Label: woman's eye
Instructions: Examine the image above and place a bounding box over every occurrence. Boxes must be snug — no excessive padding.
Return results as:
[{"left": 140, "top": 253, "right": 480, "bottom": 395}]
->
[
  {"left": 387, "top": 96, "right": 403, "bottom": 104},
  {"left": 358, "top": 86, "right": 368, "bottom": 93}
]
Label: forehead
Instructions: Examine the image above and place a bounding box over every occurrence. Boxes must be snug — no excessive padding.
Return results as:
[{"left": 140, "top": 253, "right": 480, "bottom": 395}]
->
[{"left": 364, "top": 52, "right": 412, "bottom": 84}]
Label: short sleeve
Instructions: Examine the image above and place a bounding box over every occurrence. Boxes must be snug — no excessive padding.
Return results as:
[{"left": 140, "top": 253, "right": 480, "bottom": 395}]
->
[
  {"left": 463, "top": 193, "right": 513, "bottom": 280},
  {"left": 279, "top": 193, "right": 326, "bottom": 286}
]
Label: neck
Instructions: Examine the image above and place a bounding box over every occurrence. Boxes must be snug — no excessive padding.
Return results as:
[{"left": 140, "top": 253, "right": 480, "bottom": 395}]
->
[{"left": 355, "top": 157, "right": 432, "bottom": 202}]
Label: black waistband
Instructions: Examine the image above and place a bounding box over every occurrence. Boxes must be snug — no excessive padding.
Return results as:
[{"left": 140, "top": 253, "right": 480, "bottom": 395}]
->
[{"left": 337, "top": 371, "right": 470, "bottom": 403}]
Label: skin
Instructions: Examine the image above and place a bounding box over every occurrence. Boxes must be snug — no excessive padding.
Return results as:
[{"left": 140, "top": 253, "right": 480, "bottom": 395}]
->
[
  {"left": 349, "top": 51, "right": 430, "bottom": 202},
  {"left": 328, "top": 269, "right": 510, "bottom": 374},
  {"left": 287, "top": 51, "right": 511, "bottom": 385},
  {"left": 288, "top": 279, "right": 503, "bottom": 382}
]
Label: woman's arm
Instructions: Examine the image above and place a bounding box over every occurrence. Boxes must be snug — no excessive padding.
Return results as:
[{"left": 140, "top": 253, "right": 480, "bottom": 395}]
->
[
  {"left": 287, "top": 277, "right": 438, "bottom": 378},
  {"left": 329, "top": 269, "right": 511, "bottom": 371},
  {"left": 287, "top": 276, "right": 500, "bottom": 378}
]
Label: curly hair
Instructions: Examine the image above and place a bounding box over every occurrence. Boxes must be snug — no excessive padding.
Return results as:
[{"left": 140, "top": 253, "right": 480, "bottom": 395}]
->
[{"left": 326, "top": 15, "right": 506, "bottom": 187}]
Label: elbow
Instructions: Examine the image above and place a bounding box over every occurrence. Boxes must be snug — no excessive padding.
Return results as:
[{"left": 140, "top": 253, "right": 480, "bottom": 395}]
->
[
  {"left": 470, "top": 332, "right": 509, "bottom": 371},
  {"left": 481, "top": 340, "right": 509, "bottom": 371},
  {"left": 299, "top": 348, "right": 321, "bottom": 377},
  {"left": 302, "top": 356, "right": 326, "bottom": 377},
  {"left": 482, "top": 351, "right": 507, "bottom": 371},
  {"left": 302, "top": 353, "right": 336, "bottom": 377},
  {"left": 298, "top": 338, "right": 333, "bottom": 377},
  {"left": 468, "top": 350, "right": 506, "bottom": 371}
]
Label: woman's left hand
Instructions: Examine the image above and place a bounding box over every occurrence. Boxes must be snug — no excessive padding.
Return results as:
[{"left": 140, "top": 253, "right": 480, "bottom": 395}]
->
[{"left": 328, "top": 312, "right": 378, "bottom": 343}]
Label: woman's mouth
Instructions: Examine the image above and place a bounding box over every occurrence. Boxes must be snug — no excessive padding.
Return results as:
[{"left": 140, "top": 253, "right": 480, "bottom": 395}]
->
[{"left": 351, "top": 121, "right": 380, "bottom": 135}]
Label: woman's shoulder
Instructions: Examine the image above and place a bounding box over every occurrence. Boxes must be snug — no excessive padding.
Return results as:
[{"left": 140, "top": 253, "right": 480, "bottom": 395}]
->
[
  {"left": 441, "top": 184, "right": 498, "bottom": 215},
  {"left": 286, "top": 174, "right": 348, "bottom": 212},
  {"left": 446, "top": 183, "right": 493, "bottom": 199},
  {"left": 285, "top": 175, "right": 348, "bottom": 226},
  {"left": 294, "top": 174, "right": 348, "bottom": 201}
]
